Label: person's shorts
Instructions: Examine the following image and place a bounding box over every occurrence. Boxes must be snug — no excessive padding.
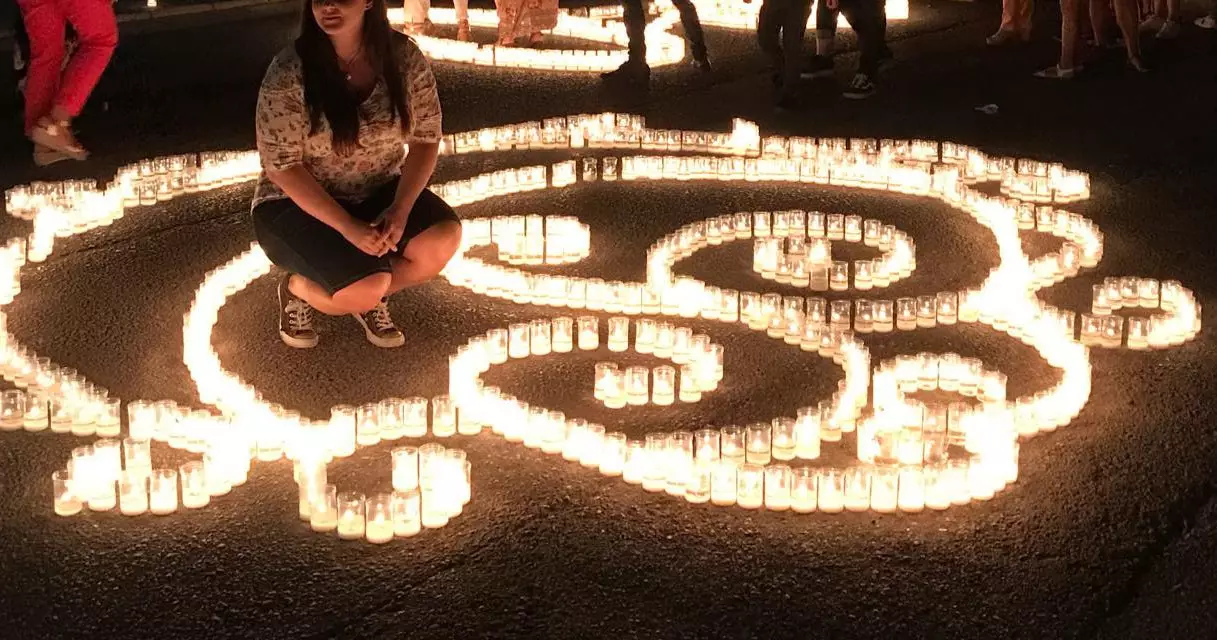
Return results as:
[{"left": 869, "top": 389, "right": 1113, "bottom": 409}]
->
[{"left": 252, "top": 178, "right": 459, "bottom": 295}]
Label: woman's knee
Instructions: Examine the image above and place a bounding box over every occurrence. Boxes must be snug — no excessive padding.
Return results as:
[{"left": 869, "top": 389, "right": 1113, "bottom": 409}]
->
[
  {"left": 331, "top": 272, "right": 391, "bottom": 314},
  {"left": 407, "top": 221, "right": 463, "bottom": 267}
]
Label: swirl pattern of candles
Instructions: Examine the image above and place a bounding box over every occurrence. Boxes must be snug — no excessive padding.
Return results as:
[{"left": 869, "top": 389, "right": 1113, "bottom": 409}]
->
[{"left": 0, "top": 113, "right": 1202, "bottom": 528}]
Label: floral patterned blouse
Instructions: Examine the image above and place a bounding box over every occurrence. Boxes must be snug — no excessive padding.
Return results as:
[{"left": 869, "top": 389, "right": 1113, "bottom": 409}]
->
[{"left": 251, "top": 34, "right": 442, "bottom": 209}]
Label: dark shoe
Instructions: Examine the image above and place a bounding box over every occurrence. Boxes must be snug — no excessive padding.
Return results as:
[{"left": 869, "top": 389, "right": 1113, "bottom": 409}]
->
[
  {"left": 800, "top": 55, "right": 835, "bottom": 80},
  {"left": 842, "top": 73, "right": 876, "bottom": 99},
  {"left": 352, "top": 299, "right": 405, "bottom": 348},
  {"left": 278, "top": 275, "right": 319, "bottom": 349},
  {"left": 601, "top": 60, "right": 650, "bottom": 83},
  {"left": 690, "top": 55, "right": 713, "bottom": 74}
]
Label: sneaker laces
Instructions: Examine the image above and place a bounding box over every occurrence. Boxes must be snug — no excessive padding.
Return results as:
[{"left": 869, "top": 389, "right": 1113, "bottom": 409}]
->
[
  {"left": 285, "top": 298, "right": 314, "bottom": 332},
  {"left": 365, "top": 301, "right": 396, "bottom": 333}
]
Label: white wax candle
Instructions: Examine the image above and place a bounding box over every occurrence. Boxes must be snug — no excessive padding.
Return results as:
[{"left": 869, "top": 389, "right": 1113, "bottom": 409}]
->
[
  {"left": 337, "top": 515, "right": 366, "bottom": 540},
  {"left": 364, "top": 519, "right": 394, "bottom": 544}
]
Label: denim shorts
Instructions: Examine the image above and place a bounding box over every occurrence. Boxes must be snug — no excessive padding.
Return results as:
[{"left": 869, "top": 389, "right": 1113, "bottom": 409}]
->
[{"left": 252, "top": 178, "right": 459, "bottom": 294}]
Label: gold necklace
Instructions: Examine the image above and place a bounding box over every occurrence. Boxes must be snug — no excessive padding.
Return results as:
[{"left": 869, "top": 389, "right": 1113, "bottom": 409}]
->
[{"left": 339, "top": 46, "right": 363, "bottom": 81}]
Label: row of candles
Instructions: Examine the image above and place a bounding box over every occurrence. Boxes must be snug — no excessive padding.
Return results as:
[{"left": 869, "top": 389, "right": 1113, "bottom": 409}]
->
[
  {"left": 297, "top": 444, "right": 470, "bottom": 542},
  {"left": 1, "top": 113, "right": 1091, "bottom": 237},
  {"left": 692, "top": 0, "right": 910, "bottom": 30},
  {"left": 391, "top": 8, "right": 685, "bottom": 72},
  {"left": 444, "top": 318, "right": 1018, "bottom": 512}
]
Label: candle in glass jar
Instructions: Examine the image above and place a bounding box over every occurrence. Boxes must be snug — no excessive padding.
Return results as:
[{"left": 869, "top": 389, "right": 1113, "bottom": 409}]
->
[
  {"left": 336, "top": 492, "right": 366, "bottom": 540},
  {"left": 391, "top": 490, "right": 421, "bottom": 537},
  {"left": 736, "top": 464, "right": 764, "bottom": 509},
  {"left": 790, "top": 467, "right": 818, "bottom": 513},
  {"left": 771, "top": 418, "right": 796, "bottom": 461},
  {"left": 431, "top": 395, "right": 457, "bottom": 437},
  {"left": 745, "top": 423, "right": 772, "bottom": 465},
  {"left": 685, "top": 460, "right": 712, "bottom": 504},
  {"left": 625, "top": 366, "right": 649, "bottom": 406},
  {"left": 764, "top": 465, "right": 792, "bottom": 511},
  {"left": 651, "top": 365, "right": 676, "bottom": 406},
  {"left": 599, "top": 432, "right": 627, "bottom": 476},
  {"left": 871, "top": 467, "right": 898, "bottom": 513},
  {"left": 364, "top": 494, "right": 394, "bottom": 544},
  {"left": 551, "top": 317, "right": 574, "bottom": 353},
  {"left": 577, "top": 316, "right": 599, "bottom": 350},
  {"left": 508, "top": 323, "right": 530, "bottom": 359},
  {"left": 678, "top": 365, "right": 701, "bottom": 403},
  {"left": 52, "top": 469, "right": 82, "bottom": 516},
  {"left": 179, "top": 461, "right": 209, "bottom": 509},
  {"left": 149, "top": 469, "right": 178, "bottom": 515},
  {"left": 710, "top": 460, "right": 737, "bottom": 506},
  {"left": 622, "top": 440, "right": 646, "bottom": 484}
]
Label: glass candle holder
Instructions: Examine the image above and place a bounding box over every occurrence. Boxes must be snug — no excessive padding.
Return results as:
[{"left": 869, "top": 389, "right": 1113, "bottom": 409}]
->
[
  {"left": 916, "top": 295, "right": 937, "bottom": 328},
  {"left": 686, "top": 460, "right": 712, "bottom": 504},
  {"left": 53, "top": 469, "right": 82, "bottom": 516},
  {"left": 149, "top": 469, "right": 178, "bottom": 515},
  {"left": 328, "top": 404, "right": 358, "bottom": 456},
  {"left": 790, "top": 466, "right": 818, "bottom": 513},
  {"left": 694, "top": 428, "right": 720, "bottom": 461},
  {"left": 403, "top": 397, "right": 428, "bottom": 438},
  {"left": 364, "top": 494, "right": 395, "bottom": 544},
  {"left": 898, "top": 467, "right": 925, "bottom": 513},
  {"left": 771, "top": 418, "right": 797, "bottom": 461},
  {"left": 179, "top": 461, "right": 209, "bottom": 509},
  {"left": 386, "top": 490, "right": 419, "bottom": 537},
  {"left": 118, "top": 470, "right": 148, "bottom": 516},
  {"left": 392, "top": 446, "right": 419, "bottom": 491},
  {"left": 485, "top": 328, "right": 509, "bottom": 364},
  {"left": 309, "top": 484, "right": 339, "bottom": 532},
  {"left": 577, "top": 316, "right": 599, "bottom": 350},
  {"left": 764, "top": 465, "right": 792, "bottom": 511},
  {"left": 599, "top": 432, "right": 627, "bottom": 476},
  {"left": 122, "top": 437, "right": 152, "bottom": 478},
  {"left": 829, "top": 261, "right": 850, "bottom": 291},
  {"left": 817, "top": 469, "right": 845, "bottom": 513},
  {"left": 653, "top": 322, "right": 676, "bottom": 357},
  {"left": 529, "top": 319, "right": 552, "bottom": 356},
  {"left": 23, "top": 391, "right": 48, "bottom": 431},
  {"left": 607, "top": 317, "right": 630, "bottom": 352},
  {"left": 594, "top": 361, "right": 619, "bottom": 401},
  {"left": 736, "top": 463, "right": 765, "bottom": 509},
  {"left": 794, "top": 406, "right": 822, "bottom": 459},
  {"left": 508, "top": 323, "right": 531, "bottom": 359},
  {"left": 895, "top": 297, "right": 917, "bottom": 330},
  {"left": 829, "top": 299, "right": 852, "bottom": 328},
  {"left": 432, "top": 395, "right": 457, "bottom": 437},
  {"left": 0, "top": 390, "right": 24, "bottom": 430},
  {"left": 634, "top": 318, "right": 658, "bottom": 354},
  {"left": 355, "top": 403, "right": 381, "bottom": 447},
  {"left": 95, "top": 398, "right": 121, "bottom": 438},
  {"left": 745, "top": 423, "right": 772, "bottom": 465},
  {"left": 719, "top": 426, "right": 746, "bottom": 464},
  {"left": 336, "top": 492, "right": 366, "bottom": 540},
  {"left": 625, "top": 366, "right": 650, "bottom": 406},
  {"left": 936, "top": 291, "right": 958, "bottom": 325},
  {"left": 642, "top": 433, "right": 668, "bottom": 493},
  {"left": 602, "top": 368, "right": 626, "bottom": 409},
  {"left": 678, "top": 364, "right": 701, "bottom": 403},
  {"left": 551, "top": 317, "right": 574, "bottom": 353},
  {"left": 853, "top": 259, "right": 873, "bottom": 291},
  {"left": 871, "top": 467, "right": 899, "bottom": 513},
  {"left": 873, "top": 299, "right": 895, "bottom": 332},
  {"left": 710, "top": 460, "right": 738, "bottom": 506},
  {"left": 623, "top": 440, "right": 647, "bottom": 485}
]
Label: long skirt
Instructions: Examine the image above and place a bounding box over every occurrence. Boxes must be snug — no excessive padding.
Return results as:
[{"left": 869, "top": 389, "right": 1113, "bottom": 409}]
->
[{"left": 496, "top": 0, "right": 559, "bottom": 40}]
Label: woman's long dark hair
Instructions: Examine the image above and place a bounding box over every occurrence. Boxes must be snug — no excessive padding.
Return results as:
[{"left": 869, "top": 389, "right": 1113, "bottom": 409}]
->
[{"left": 295, "top": 0, "right": 408, "bottom": 154}]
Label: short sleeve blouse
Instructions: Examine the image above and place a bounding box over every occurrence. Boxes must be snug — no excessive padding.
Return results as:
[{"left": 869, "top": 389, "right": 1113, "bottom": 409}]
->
[{"left": 251, "top": 33, "right": 442, "bottom": 209}]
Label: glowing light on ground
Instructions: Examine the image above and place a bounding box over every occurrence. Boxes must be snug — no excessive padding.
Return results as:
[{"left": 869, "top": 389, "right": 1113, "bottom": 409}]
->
[{"left": 0, "top": 114, "right": 1202, "bottom": 530}]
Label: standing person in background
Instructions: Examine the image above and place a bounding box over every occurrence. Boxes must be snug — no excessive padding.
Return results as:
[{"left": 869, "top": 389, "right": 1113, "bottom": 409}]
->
[
  {"left": 802, "top": 0, "right": 887, "bottom": 99},
  {"left": 1035, "top": 0, "right": 1144, "bottom": 78},
  {"left": 986, "top": 0, "right": 1033, "bottom": 44},
  {"left": 1140, "top": 0, "right": 1181, "bottom": 39},
  {"left": 600, "top": 0, "right": 711, "bottom": 84},
  {"left": 495, "top": 0, "right": 558, "bottom": 47},
  {"left": 17, "top": 0, "right": 117, "bottom": 165},
  {"left": 400, "top": 0, "right": 470, "bottom": 41},
  {"left": 754, "top": 0, "right": 813, "bottom": 109}
]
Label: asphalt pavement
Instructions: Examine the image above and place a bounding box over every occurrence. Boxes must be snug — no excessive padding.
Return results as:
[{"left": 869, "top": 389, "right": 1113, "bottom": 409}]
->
[{"left": 0, "top": 3, "right": 1216, "bottom": 639}]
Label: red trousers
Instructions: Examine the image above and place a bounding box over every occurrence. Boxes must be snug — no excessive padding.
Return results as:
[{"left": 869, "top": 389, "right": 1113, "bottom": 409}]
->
[{"left": 16, "top": 0, "right": 117, "bottom": 135}]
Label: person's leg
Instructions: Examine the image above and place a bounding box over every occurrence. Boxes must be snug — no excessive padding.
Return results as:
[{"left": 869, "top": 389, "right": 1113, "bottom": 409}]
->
[
  {"left": 16, "top": 0, "right": 65, "bottom": 135},
  {"left": 454, "top": 0, "right": 469, "bottom": 40},
  {"left": 1154, "top": 0, "right": 1180, "bottom": 37},
  {"left": 385, "top": 189, "right": 463, "bottom": 294},
  {"left": 671, "top": 0, "right": 708, "bottom": 63},
  {"left": 52, "top": 0, "right": 116, "bottom": 125},
  {"left": 815, "top": 0, "right": 839, "bottom": 56},
  {"left": 1111, "top": 0, "right": 1146, "bottom": 68},
  {"left": 780, "top": 0, "right": 813, "bottom": 91},
  {"left": 756, "top": 0, "right": 786, "bottom": 80},
  {"left": 330, "top": 272, "right": 393, "bottom": 314},
  {"left": 622, "top": 0, "right": 647, "bottom": 63},
  {"left": 840, "top": 0, "right": 881, "bottom": 77},
  {"left": 1089, "top": 0, "right": 1112, "bottom": 45},
  {"left": 1045, "top": 0, "right": 1083, "bottom": 74}
]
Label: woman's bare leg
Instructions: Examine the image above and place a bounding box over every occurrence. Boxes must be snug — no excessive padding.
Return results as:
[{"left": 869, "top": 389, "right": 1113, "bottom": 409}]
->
[{"left": 387, "top": 221, "right": 463, "bottom": 295}]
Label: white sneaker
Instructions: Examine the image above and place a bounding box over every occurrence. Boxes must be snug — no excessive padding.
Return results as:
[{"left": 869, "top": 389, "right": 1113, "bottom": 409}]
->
[
  {"left": 1140, "top": 16, "right": 1165, "bottom": 32},
  {"left": 352, "top": 299, "right": 404, "bottom": 348},
  {"left": 1197, "top": 16, "right": 1217, "bottom": 30},
  {"left": 1156, "top": 20, "right": 1181, "bottom": 39}
]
